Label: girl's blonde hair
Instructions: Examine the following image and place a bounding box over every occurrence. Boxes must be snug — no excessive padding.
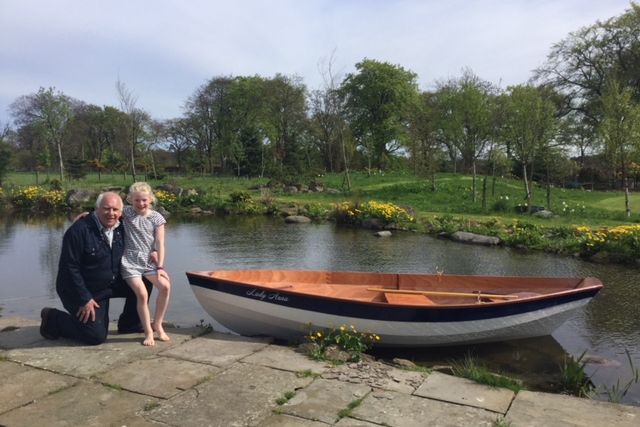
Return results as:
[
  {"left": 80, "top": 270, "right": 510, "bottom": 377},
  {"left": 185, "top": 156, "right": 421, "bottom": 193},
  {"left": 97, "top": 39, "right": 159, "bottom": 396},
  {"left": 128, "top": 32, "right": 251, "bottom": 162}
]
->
[{"left": 126, "top": 182, "right": 157, "bottom": 204}]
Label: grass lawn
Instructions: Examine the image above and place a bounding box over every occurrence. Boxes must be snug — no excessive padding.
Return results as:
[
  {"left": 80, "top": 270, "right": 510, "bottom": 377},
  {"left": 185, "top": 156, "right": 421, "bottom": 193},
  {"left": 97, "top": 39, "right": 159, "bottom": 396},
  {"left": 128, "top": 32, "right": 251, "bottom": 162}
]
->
[{"left": 3, "top": 170, "right": 639, "bottom": 228}]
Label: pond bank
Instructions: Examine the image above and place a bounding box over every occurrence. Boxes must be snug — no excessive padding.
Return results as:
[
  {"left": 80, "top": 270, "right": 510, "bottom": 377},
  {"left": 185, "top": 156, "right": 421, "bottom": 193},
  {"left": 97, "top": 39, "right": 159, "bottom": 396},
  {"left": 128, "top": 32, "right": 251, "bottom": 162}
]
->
[{"left": 1, "top": 315, "right": 639, "bottom": 426}]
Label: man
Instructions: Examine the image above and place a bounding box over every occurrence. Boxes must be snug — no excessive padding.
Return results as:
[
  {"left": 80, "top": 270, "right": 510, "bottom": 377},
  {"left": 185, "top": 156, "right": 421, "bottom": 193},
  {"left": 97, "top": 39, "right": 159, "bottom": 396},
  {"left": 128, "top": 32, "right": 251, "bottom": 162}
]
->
[{"left": 40, "top": 191, "right": 163, "bottom": 345}]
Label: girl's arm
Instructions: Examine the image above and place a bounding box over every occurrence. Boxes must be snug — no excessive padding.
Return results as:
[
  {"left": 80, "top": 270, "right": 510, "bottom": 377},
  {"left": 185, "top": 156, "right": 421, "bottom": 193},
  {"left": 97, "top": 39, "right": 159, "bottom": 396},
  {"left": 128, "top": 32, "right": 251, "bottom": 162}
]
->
[{"left": 155, "top": 223, "right": 166, "bottom": 269}]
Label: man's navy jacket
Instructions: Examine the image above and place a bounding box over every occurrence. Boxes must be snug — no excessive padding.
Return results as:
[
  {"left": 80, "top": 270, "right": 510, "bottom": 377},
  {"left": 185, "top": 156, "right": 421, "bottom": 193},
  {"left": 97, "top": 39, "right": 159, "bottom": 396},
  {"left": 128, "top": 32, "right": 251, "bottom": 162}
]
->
[{"left": 55, "top": 214, "right": 124, "bottom": 307}]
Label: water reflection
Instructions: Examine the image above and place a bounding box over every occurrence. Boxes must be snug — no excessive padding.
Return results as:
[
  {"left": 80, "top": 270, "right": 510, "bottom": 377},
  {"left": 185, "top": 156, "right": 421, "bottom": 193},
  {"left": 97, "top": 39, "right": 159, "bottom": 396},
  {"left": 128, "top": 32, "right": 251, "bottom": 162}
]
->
[{"left": 0, "top": 214, "right": 638, "bottom": 405}]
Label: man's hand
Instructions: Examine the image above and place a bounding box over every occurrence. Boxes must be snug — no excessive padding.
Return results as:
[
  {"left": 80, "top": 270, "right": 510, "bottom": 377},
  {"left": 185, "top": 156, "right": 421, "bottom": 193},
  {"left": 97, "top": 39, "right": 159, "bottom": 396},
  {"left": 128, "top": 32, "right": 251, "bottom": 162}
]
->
[
  {"left": 76, "top": 299, "right": 99, "bottom": 323},
  {"left": 149, "top": 250, "right": 158, "bottom": 265}
]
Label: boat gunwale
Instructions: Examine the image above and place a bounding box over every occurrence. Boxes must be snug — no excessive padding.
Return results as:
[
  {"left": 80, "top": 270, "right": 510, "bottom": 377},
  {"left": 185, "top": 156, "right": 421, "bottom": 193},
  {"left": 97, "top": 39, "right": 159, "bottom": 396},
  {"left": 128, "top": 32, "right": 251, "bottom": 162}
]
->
[{"left": 185, "top": 270, "right": 603, "bottom": 310}]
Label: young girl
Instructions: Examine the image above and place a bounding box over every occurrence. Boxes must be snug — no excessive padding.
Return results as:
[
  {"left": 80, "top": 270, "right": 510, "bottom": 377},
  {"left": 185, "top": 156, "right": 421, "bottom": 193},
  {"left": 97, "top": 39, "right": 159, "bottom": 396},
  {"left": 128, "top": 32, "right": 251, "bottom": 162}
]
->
[{"left": 121, "top": 182, "right": 171, "bottom": 346}]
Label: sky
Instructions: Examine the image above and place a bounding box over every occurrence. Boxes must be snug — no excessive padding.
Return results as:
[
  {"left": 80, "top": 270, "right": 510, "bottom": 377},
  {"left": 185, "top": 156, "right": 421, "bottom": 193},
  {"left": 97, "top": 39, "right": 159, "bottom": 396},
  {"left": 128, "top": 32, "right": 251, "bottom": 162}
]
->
[{"left": 0, "top": 0, "right": 634, "bottom": 125}]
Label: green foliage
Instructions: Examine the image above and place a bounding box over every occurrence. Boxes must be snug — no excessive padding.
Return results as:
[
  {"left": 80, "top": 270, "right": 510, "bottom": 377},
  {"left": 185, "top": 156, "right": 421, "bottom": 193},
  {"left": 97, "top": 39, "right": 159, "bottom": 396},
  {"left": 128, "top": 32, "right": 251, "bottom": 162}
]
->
[
  {"left": 304, "top": 324, "right": 380, "bottom": 362},
  {"left": 340, "top": 59, "right": 419, "bottom": 169},
  {"left": 226, "top": 191, "right": 266, "bottom": 215},
  {"left": 598, "top": 349, "right": 640, "bottom": 403},
  {"left": 493, "top": 416, "right": 513, "bottom": 427},
  {"left": 0, "top": 140, "right": 12, "bottom": 186},
  {"left": 303, "top": 202, "right": 330, "bottom": 221},
  {"left": 155, "top": 190, "right": 178, "bottom": 209},
  {"left": 491, "top": 195, "right": 512, "bottom": 212},
  {"left": 8, "top": 185, "right": 67, "bottom": 212},
  {"left": 228, "top": 191, "right": 252, "bottom": 203},
  {"left": 559, "top": 351, "right": 594, "bottom": 398},
  {"left": 332, "top": 200, "right": 415, "bottom": 227},
  {"left": 275, "top": 390, "right": 296, "bottom": 405},
  {"left": 502, "top": 221, "right": 545, "bottom": 248},
  {"left": 337, "top": 397, "right": 364, "bottom": 419},
  {"left": 574, "top": 225, "right": 640, "bottom": 263},
  {"left": 451, "top": 354, "right": 523, "bottom": 393},
  {"left": 66, "top": 157, "right": 88, "bottom": 180}
]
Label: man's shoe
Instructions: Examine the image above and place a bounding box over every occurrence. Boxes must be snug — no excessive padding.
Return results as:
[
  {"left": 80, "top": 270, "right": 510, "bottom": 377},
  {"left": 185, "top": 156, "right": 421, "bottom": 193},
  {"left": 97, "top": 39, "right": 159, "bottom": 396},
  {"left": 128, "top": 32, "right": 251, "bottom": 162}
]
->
[
  {"left": 117, "top": 323, "right": 144, "bottom": 334},
  {"left": 40, "top": 307, "right": 59, "bottom": 340}
]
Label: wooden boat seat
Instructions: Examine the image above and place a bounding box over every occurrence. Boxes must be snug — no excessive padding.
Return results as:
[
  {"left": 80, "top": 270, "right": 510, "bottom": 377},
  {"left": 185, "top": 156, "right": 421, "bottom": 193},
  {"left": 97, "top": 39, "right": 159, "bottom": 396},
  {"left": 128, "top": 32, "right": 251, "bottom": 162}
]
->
[{"left": 384, "top": 293, "right": 435, "bottom": 306}]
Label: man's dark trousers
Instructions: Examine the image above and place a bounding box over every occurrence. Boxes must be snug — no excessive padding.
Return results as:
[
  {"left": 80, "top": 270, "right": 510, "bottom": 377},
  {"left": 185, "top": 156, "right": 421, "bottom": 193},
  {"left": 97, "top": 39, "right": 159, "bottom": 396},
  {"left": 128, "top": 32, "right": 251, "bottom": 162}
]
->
[{"left": 45, "top": 278, "right": 152, "bottom": 345}]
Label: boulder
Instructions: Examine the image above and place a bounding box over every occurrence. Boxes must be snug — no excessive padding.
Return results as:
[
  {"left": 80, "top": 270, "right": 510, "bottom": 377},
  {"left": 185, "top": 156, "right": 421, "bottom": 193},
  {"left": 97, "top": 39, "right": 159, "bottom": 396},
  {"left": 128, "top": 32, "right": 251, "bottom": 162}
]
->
[
  {"left": 284, "top": 215, "right": 311, "bottom": 224},
  {"left": 375, "top": 231, "right": 392, "bottom": 237},
  {"left": 451, "top": 231, "right": 500, "bottom": 246},
  {"left": 66, "top": 189, "right": 98, "bottom": 208},
  {"left": 533, "top": 209, "right": 554, "bottom": 219}
]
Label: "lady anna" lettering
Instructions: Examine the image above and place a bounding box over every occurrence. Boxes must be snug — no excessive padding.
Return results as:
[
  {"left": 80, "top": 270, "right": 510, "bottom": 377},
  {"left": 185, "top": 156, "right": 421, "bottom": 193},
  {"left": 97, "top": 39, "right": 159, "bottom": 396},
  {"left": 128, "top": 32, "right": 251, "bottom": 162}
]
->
[{"left": 246, "top": 288, "right": 289, "bottom": 302}]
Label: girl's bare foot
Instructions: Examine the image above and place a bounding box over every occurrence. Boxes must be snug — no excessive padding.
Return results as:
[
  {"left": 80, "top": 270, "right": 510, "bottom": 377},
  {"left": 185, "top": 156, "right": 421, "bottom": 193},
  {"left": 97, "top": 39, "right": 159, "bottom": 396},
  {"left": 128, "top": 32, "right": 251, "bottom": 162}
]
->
[
  {"left": 157, "top": 330, "right": 171, "bottom": 342},
  {"left": 152, "top": 322, "right": 171, "bottom": 342},
  {"left": 143, "top": 334, "right": 155, "bottom": 346}
]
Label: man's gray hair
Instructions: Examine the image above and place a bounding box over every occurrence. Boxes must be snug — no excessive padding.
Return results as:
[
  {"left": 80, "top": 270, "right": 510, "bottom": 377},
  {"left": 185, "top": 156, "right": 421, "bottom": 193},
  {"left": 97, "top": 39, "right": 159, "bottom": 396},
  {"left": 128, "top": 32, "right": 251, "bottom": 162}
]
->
[{"left": 95, "top": 192, "right": 123, "bottom": 209}]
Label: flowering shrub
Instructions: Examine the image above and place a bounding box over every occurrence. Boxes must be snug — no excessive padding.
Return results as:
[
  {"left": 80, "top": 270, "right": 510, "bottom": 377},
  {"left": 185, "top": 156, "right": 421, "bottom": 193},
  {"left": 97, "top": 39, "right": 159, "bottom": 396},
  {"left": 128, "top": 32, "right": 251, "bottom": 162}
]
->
[
  {"left": 10, "top": 186, "right": 43, "bottom": 209},
  {"left": 155, "top": 190, "right": 178, "bottom": 209},
  {"left": 492, "top": 195, "right": 512, "bottom": 212},
  {"left": 574, "top": 224, "right": 640, "bottom": 262},
  {"left": 332, "top": 200, "right": 414, "bottom": 227},
  {"left": 559, "top": 200, "right": 586, "bottom": 216},
  {"left": 9, "top": 186, "right": 66, "bottom": 211},
  {"left": 304, "top": 324, "right": 380, "bottom": 362},
  {"left": 37, "top": 190, "right": 66, "bottom": 211},
  {"left": 503, "top": 221, "right": 544, "bottom": 247},
  {"left": 303, "top": 203, "right": 330, "bottom": 221}
]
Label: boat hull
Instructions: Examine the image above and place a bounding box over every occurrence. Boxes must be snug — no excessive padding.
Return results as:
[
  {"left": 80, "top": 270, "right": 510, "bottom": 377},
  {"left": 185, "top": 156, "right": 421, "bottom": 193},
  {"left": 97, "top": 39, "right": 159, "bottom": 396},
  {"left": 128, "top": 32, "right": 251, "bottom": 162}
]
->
[{"left": 187, "top": 270, "right": 601, "bottom": 347}]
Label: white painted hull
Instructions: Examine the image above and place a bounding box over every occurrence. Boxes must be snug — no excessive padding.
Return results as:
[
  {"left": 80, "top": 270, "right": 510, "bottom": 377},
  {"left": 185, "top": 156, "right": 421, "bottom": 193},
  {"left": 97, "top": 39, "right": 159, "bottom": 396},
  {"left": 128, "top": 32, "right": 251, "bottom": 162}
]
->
[{"left": 191, "top": 286, "right": 590, "bottom": 346}]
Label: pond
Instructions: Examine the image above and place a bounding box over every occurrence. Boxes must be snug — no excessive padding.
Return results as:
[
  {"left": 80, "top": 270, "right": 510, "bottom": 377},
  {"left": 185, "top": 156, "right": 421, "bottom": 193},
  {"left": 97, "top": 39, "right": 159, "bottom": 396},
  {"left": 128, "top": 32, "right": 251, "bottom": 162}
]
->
[{"left": 0, "top": 214, "right": 638, "bottom": 405}]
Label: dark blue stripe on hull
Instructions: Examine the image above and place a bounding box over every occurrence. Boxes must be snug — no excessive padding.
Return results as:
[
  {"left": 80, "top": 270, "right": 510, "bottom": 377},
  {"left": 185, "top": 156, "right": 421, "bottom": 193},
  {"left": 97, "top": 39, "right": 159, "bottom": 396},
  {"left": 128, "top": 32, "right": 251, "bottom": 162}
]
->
[{"left": 187, "top": 274, "right": 598, "bottom": 323}]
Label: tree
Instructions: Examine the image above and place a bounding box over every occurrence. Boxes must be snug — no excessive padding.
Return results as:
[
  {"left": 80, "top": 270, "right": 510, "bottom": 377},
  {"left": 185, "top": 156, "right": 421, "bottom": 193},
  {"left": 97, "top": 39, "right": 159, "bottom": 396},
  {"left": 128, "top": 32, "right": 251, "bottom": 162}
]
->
[
  {"left": 10, "top": 87, "right": 73, "bottom": 181},
  {"left": 0, "top": 123, "right": 14, "bottom": 185},
  {"left": 262, "top": 74, "right": 308, "bottom": 176},
  {"left": 165, "top": 118, "right": 195, "bottom": 173},
  {"left": 600, "top": 80, "right": 640, "bottom": 217},
  {"left": 535, "top": 4, "right": 640, "bottom": 123},
  {"left": 117, "top": 79, "right": 150, "bottom": 181},
  {"left": 309, "top": 50, "right": 352, "bottom": 188},
  {"left": 339, "top": 59, "right": 419, "bottom": 172},
  {"left": 407, "top": 92, "right": 443, "bottom": 191},
  {"left": 499, "top": 85, "right": 557, "bottom": 213},
  {"left": 434, "top": 70, "right": 497, "bottom": 202},
  {"left": 183, "top": 77, "right": 236, "bottom": 174},
  {"left": 225, "top": 76, "right": 270, "bottom": 177}
]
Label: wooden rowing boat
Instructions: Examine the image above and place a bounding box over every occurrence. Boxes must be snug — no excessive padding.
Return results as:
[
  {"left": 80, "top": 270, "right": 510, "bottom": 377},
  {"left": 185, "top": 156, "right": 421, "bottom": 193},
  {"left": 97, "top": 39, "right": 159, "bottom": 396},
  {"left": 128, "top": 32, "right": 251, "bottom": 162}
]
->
[{"left": 186, "top": 269, "right": 603, "bottom": 347}]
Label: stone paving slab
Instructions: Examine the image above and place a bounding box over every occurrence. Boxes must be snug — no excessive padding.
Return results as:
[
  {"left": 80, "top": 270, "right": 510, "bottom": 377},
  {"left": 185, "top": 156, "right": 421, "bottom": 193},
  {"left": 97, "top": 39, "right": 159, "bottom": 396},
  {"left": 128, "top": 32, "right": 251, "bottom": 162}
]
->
[
  {"left": 257, "top": 413, "right": 332, "bottom": 426},
  {"left": 159, "top": 331, "right": 271, "bottom": 366},
  {"left": 350, "top": 389, "right": 499, "bottom": 427},
  {"left": 0, "top": 317, "right": 46, "bottom": 349},
  {"left": 241, "top": 344, "right": 330, "bottom": 374},
  {"left": 146, "top": 362, "right": 313, "bottom": 427},
  {"left": 97, "top": 355, "right": 221, "bottom": 399},
  {"left": 414, "top": 371, "right": 515, "bottom": 413},
  {"left": 323, "top": 361, "right": 426, "bottom": 394},
  {"left": 1, "top": 316, "right": 639, "bottom": 427},
  {"left": 0, "top": 360, "right": 77, "bottom": 414},
  {"left": 4, "top": 324, "right": 195, "bottom": 378},
  {"left": 278, "top": 378, "right": 371, "bottom": 425},
  {"left": 334, "top": 417, "right": 385, "bottom": 426},
  {"left": 507, "top": 390, "right": 640, "bottom": 427},
  {"left": 0, "top": 381, "right": 158, "bottom": 427}
]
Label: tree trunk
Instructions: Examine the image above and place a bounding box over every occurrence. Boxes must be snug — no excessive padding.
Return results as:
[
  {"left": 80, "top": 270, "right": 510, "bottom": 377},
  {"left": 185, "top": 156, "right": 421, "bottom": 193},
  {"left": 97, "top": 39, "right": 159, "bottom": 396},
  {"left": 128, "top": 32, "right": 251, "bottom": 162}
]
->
[
  {"left": 523, "top": 163, "right": 532, "bottom": 214},
  {"left": 624, "top": 179, "right": 631, "bottom": 218},
  {"left": 481, "top": 173, "right": 487, "bottom": 210},
  {"left": 129, "top": 143, "right": 136, "bottom": 182},
  {"left": 471, "top": 161, "right": 477, "bottom": 203},
  {"left": 57, "top": 142, "right": 65, "bottom": 181}
]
